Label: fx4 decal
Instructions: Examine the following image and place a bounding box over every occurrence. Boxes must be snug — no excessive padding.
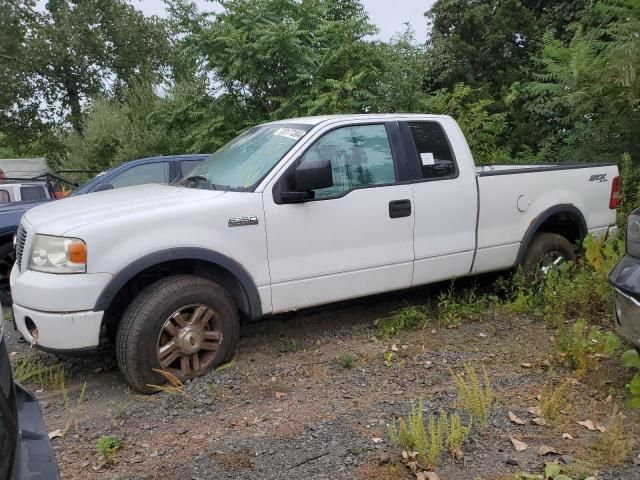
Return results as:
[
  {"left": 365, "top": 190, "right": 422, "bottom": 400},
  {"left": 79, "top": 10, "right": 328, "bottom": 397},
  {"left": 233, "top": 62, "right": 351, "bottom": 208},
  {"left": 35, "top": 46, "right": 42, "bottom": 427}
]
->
[{"left": 589, "top": 173, "right": 608, "bottom": 183}]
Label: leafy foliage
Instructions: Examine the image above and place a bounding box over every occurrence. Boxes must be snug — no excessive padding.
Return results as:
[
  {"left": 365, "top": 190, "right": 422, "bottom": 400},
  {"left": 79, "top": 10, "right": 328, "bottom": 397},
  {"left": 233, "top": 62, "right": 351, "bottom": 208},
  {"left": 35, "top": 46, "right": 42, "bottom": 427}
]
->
[
  {"left": 554, "top": 319, "right": 621, "bottom": 373},
  {"left": 0, "top": 0, "right": 638, "bottom": 185},
  {"left": 621, "top": 349, "right": 640, "bottom": 409},
  {"left": 436, "top": 283, "right": 496, "bottom": 327},
  {"left": 96, "top": 434, "right": 124, "bottom": 464},
  {"left": 375, "top": 305, "right": 428, "bottom": 339}
]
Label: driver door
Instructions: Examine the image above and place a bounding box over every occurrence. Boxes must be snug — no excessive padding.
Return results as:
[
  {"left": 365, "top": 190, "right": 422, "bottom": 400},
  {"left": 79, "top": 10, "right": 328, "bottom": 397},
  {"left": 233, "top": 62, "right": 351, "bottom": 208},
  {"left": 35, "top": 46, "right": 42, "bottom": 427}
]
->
[{"left": 262, "top": 121, "right": 415, "bottom": 313}]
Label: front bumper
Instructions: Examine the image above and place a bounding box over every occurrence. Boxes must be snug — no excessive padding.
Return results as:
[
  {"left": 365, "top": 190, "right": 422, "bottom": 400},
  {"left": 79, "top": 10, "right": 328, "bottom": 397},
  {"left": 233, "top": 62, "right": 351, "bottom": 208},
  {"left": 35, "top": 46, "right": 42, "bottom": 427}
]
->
[
  {"left": 9, "top": 263, "right": 110, "bottom": 352},
  {"left": 10, "top": 265, "right": 112, "bottom": 313},
  {"left": 609, "top": 254, "right": 640, "bottom": 348},
  {"left": 13, "top": 304, "right": 103, "bottom": 352}
]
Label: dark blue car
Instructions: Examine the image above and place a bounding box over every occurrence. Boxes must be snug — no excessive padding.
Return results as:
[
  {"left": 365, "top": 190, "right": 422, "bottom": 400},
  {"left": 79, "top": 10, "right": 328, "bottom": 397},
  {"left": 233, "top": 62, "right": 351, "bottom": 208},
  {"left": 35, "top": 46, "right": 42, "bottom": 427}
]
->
[
  {"left": 70, "top": 154, "right": 207, "bottom": 195},
  {"left": 0, "top": 155, "right": 208, "bottom": 302}
]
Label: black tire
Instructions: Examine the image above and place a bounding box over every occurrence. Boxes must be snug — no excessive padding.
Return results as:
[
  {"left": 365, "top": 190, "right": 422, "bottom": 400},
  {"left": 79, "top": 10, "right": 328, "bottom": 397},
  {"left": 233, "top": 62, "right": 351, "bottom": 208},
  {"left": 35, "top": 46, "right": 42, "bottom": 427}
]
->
[
  {"left": 521, "top": 233, "right": 576, "bottom": 280},
  {"left": 0, "top": 241, "right": 15, "bottom": 305},
  {"left": 115, "top": 275, "right": 239, "bottom": 394}
]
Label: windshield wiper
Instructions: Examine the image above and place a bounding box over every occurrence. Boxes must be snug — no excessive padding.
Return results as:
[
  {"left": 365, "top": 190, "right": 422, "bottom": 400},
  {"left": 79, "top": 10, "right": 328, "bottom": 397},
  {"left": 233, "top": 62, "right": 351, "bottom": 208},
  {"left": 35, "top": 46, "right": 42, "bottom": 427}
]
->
[{"left": 179, "top": 175, "right": 217, "bottom": 190}]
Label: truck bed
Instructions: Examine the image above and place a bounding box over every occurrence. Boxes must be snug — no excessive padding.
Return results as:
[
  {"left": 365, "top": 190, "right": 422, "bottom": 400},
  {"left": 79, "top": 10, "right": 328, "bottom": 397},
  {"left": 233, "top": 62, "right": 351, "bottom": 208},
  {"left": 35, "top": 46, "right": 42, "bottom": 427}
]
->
[{"left": 472, "top": 162, "right": 619, "bottom": 274}]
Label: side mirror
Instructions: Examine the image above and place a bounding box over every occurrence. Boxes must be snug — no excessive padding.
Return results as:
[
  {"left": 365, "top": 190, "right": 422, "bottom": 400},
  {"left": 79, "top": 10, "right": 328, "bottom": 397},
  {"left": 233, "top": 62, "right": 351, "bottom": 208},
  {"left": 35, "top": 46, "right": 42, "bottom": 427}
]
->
[
  {"left": 93, "top": 183, "right": 114, "bottom": 192},
  {"left": 294, "top": 159, "right": 333, "bottom": 191},
  {"left": 280, "top": 159, "right": 333, "bottom": 203}
]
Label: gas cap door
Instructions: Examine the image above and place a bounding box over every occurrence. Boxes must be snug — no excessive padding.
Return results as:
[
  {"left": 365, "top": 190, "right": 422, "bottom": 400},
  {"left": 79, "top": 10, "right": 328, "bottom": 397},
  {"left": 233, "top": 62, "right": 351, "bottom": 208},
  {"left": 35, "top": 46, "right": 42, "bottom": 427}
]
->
[{"left": 517, "top": 194, "right": 531, "bottom": 212}]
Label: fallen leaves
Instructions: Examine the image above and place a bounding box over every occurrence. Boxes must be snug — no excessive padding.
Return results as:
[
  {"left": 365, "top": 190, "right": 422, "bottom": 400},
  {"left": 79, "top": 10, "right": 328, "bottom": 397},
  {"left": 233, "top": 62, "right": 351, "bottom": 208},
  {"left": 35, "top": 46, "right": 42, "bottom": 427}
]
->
[
  {"left": 416, "top": 472, "right": 440, "bottom": 480},
  {"left": 508, "top": 411, "right": 526, "bottom": 425},
  {"left": 532, "top": 417, "right": 547, "bottom": 426},
  {"left": 538, "top": 445, "right": 558, "bottom": 456},
  {"left": 371, "top": 437, "right": 383, "bottom": 444},
  {"left": 520, "top": 362, "right": 533, "bottom": 368},
  {"left": 48, "top": 429, "right": 62, "bottom": 439},
  {"left": 275, "top": 391, "right": 286, "bottom": 399},
  {"left": 577, "top": 419, "right": 595, "bottom": 431},
  {"left": 527, "top": 406, "right": 542, "bottom": 417},
  {"left": 562, "top": 433, "right": 574, "bottom": 440},
  {"left": 510, "top": 436, "right": 529, "bottom": 452}
]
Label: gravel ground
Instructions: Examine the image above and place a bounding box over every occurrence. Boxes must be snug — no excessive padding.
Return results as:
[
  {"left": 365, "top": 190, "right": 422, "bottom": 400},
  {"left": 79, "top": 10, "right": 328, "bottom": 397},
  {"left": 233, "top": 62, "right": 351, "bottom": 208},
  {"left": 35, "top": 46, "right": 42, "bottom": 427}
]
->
[{"left": 4, "top": 285, "right": 640, "bottom": 480}]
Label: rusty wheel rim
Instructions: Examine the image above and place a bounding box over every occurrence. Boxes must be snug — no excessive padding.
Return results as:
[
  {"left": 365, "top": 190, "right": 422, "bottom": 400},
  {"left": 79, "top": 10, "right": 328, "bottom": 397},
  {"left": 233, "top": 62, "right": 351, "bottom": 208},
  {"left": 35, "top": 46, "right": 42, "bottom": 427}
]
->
[{"left": 156, "top": 304, "right": 222, "bottom": 379}]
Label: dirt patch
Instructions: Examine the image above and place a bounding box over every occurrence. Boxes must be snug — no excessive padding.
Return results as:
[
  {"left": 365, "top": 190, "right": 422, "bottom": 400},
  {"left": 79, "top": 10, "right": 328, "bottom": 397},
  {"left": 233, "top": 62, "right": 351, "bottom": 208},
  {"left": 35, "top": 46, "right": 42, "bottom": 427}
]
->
[{"left": 4, "top": 286, "right": 640, "bottom": 479}]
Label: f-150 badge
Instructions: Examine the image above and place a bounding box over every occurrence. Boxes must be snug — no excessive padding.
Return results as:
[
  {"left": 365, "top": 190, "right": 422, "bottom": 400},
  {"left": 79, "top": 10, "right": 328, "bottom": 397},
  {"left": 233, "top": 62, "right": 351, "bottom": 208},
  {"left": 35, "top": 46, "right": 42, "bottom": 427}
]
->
[{"left": 228, "top": 216, "right": 259, "bottom": 227}]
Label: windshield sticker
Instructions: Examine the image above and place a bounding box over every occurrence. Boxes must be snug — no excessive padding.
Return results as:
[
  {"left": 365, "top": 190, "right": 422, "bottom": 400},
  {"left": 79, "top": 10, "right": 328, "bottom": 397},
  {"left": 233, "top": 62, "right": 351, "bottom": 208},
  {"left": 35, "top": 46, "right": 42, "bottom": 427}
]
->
[{"left": 273, "top": 127, "right": 306, "bottom": 140}]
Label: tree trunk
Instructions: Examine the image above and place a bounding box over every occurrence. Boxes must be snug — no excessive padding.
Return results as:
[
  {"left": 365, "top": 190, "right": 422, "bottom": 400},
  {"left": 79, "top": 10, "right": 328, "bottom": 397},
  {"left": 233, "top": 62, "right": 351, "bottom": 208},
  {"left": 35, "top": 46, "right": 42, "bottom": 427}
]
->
[{"left": 66, "top": 84, "right": 83, "bottom": 134}]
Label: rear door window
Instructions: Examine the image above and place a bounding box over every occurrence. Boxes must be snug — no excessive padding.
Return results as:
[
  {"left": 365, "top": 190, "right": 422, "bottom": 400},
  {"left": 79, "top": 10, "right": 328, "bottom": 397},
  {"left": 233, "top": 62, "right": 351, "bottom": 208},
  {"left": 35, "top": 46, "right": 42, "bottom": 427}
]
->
[
  {"left": 0, "top": 190, "right": 9, "bottom": 204},
  {"left": 406, "top": 122, "right": 457, "bottom": 180},
  {"left": 20, "top": 186, "right": 48, "bottom": 201}
]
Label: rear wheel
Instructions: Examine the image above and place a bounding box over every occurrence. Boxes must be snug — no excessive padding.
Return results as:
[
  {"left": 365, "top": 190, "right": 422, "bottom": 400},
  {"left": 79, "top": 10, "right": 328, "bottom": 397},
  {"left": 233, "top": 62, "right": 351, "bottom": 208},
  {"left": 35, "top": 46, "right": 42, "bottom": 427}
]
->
[
  {"left": 522, "top": 233, "right": 576, "bottom": 280},
  {"left": 115, "top": 275, "right": 239, "bottom": 394}
]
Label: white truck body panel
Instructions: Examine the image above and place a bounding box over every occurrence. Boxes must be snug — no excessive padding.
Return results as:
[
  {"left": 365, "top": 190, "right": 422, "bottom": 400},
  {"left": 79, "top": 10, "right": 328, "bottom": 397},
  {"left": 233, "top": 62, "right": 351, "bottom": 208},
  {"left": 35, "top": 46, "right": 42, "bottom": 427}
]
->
[{"left": 9, "top": 114, "right": 619, "bottom": 352}]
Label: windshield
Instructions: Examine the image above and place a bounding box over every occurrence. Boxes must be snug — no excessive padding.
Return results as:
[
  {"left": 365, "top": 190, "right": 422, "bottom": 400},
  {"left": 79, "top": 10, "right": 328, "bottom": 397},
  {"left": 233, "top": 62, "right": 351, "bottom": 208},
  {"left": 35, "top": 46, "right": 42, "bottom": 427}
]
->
[{"left": 178, "top": 124, "right": 311, "bottom": 190}]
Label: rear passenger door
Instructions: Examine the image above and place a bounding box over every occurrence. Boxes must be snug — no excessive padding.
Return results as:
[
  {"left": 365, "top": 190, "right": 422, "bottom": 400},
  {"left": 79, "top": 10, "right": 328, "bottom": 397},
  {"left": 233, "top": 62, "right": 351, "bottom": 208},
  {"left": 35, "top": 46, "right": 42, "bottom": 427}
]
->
[{"left": 399, "top": 120, "right": 478, "bottom": 286}]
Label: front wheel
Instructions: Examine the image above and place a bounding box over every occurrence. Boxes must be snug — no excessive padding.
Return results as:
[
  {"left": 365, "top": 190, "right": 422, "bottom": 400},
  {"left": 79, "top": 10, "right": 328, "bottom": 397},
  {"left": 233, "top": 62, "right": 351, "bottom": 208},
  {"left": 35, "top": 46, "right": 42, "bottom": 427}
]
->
[
  {"left": 521, "top": 233, "right": 576, "bottom": 281},
  {"left": 115, "top": 275, "right": 239, "bottom": 394}
]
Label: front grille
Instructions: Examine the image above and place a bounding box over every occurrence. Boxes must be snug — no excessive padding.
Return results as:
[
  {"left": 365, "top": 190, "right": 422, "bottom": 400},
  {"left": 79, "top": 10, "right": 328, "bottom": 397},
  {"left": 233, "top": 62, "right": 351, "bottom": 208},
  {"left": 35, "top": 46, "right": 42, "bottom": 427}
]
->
[{"left": 15, "top": 225, "right": 27, "bottom": 272}]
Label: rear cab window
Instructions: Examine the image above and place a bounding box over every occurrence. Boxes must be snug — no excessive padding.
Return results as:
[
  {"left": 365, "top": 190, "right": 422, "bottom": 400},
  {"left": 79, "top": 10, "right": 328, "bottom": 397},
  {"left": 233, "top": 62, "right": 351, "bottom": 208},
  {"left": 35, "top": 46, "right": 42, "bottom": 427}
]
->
[{"left": 402, "top": 121, "right": 458, "bottom": 181}]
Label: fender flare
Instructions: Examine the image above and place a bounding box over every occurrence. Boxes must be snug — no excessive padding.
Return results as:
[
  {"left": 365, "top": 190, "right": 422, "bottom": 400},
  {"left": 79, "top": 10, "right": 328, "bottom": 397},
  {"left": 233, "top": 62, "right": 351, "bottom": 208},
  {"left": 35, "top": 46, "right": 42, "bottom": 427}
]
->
[
  {"left": 515, "top": 204, "right": 587, "bottom": 265},
  {"left": 93, "top": 248, "right": 262, "bottom": 320}
]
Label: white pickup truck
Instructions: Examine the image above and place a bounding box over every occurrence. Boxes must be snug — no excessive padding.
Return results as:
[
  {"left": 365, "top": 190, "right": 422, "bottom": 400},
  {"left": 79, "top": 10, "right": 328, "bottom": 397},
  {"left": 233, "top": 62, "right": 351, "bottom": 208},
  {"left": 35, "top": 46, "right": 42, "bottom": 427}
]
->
[{"left": 10, "top": 114, "right": 619, "bottom": 392}]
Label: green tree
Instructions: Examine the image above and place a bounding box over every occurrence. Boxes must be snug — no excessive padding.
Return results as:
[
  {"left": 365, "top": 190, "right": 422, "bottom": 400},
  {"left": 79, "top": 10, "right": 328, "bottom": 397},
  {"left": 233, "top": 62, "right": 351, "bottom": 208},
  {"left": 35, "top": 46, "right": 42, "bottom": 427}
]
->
[
  {"left": 522, "top": 0, "right": 640, "bottom": 163},
  {"left": 196, "top": 0, "right": 378, "bottom": 120},
  {"left": 425, "top": 0, "right": 541, "bottom": 91},
  {"left": 26, "top": 0, "right": 168, "bottom": 133},
  {"left": 421, "top": 84, "right": 510, "bottom": 164}
]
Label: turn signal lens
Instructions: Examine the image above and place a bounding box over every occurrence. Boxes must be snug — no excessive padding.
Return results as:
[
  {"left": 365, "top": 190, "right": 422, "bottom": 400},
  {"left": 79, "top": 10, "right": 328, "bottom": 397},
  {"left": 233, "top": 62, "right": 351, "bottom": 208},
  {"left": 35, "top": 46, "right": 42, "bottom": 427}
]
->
[{"left": 67, "top": 241, "right": 87, "bottom": 264}]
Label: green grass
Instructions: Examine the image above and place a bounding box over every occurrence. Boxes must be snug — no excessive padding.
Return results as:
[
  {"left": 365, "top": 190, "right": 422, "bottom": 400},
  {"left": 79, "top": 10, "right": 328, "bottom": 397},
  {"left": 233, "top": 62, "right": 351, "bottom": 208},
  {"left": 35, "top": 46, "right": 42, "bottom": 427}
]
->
[
  {"left": 337, "top": 354, "right": 354, "bottom": 369},
  {"left": 375, "top": 305, "right": 428, "bottom": 338},
  {"left": 450, "top": 364, "right": 494, "bottom": 430},
  {"left": 282, "top": 337, "right": 302, "bottom": 352},
  {"left": 388, "top": 401, "right": 471, "bottom": 466},
  {"left": 96, "top": 435, "right": 124, "bottom": 464}
]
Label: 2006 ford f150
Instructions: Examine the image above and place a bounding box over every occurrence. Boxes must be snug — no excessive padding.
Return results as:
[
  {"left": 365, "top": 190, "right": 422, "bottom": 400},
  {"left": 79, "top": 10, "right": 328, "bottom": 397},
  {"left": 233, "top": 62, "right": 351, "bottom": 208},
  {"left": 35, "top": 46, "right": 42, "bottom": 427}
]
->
[{"left": 10, "top": 114, "right": 619, "bottom": 392}]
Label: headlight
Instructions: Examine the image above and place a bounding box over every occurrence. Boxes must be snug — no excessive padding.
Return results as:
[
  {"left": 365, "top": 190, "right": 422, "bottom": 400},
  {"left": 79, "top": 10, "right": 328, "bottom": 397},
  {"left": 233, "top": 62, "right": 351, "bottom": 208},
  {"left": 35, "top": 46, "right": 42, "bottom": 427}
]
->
[
  {"left": 28, "top": 235, "right": 87, "bottom": 274},
  {"left": 627, "top": 215, "right": 640, "bottom": 258}
]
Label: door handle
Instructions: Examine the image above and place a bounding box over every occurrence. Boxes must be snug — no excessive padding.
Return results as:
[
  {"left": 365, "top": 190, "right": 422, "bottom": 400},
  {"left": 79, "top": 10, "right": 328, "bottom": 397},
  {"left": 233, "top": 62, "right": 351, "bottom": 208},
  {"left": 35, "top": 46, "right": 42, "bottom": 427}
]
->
[{"left": 389, "top": 199, "right": 411, "bottom": 218}]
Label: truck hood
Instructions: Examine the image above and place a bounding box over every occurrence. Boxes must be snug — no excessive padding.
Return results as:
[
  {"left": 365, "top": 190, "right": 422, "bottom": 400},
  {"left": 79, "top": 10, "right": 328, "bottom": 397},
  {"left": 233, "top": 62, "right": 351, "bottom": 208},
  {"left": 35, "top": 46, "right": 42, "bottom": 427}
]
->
[{"left": 23, "top": 184, "right": 224, "bottom": 236}]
